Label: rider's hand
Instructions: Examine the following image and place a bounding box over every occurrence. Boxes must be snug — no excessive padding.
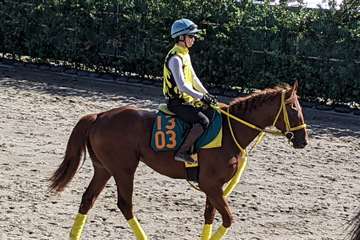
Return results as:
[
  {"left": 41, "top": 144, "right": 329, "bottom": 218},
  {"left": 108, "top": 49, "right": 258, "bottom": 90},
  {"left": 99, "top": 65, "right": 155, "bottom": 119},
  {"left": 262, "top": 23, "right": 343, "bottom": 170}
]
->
[{"left": 202, "top": 93, "right": 217, "bottom": 106}]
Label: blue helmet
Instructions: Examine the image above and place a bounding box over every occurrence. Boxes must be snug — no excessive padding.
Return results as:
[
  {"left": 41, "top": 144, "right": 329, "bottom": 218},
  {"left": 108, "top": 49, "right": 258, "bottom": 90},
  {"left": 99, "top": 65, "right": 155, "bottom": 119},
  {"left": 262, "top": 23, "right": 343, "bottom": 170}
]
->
[{"left": 170, "top": 18, "right": 201, "bottom": 38}]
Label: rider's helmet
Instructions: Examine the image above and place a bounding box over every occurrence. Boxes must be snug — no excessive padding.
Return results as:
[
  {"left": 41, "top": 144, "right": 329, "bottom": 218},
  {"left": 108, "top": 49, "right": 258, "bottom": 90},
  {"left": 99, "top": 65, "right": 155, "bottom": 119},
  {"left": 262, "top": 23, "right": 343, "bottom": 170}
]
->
[{"left": 171, "top": 18, "right": 201, "bottom": 38}]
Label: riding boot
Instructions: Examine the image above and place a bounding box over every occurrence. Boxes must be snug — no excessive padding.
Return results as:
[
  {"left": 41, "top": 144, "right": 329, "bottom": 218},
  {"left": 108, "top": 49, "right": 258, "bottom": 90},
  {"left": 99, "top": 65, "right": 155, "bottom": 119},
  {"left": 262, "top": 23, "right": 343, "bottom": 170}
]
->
[{"left": 174, "top": 123, "right": 204, "bottom": 163}]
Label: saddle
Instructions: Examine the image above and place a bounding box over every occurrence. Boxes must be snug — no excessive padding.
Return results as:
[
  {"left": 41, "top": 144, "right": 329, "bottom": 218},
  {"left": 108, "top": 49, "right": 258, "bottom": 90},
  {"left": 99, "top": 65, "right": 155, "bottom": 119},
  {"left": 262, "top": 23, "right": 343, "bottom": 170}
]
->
[
  {"left": 150, "top": 104, "right": 223, "bottom": 183},
  {"left": 150, "top": 104, "right": 223, "bottom": 153}
]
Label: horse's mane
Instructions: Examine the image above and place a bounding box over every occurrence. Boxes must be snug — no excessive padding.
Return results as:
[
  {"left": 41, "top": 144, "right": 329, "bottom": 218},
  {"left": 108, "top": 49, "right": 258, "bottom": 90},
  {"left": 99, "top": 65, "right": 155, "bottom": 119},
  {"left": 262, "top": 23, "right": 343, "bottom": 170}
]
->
[{"left": 229, "top": 83, "right": 292, "bottom": 114}]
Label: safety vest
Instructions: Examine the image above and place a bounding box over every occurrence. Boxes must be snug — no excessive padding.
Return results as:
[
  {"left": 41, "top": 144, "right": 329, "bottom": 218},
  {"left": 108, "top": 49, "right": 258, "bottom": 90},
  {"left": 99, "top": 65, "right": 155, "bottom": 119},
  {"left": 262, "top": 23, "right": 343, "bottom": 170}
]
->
[{"left": 163, "top": 44, "right": 196, "bottom": 103}]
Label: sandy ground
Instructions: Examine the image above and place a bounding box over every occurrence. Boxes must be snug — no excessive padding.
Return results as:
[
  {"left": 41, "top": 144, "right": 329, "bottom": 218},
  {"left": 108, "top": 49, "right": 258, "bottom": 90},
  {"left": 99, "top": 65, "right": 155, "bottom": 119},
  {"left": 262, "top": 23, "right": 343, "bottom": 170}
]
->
[{"left": 0, "top": 64, "right": 359, "bottom": 240}]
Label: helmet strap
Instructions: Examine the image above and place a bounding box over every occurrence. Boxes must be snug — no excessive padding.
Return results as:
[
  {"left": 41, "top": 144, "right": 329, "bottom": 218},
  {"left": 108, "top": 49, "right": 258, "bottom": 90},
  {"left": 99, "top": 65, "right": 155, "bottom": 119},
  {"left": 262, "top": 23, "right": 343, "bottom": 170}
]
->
[{"left": 178, "top": 35, "right": 190, "bottom": 48}]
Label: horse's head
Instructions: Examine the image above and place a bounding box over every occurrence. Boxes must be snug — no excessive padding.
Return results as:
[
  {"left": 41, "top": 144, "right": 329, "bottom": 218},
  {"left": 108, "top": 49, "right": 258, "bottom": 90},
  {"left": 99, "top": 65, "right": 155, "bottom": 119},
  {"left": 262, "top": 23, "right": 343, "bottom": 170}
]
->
[{"left": 274, "top": 81, "right": 308, "bottom": 149}]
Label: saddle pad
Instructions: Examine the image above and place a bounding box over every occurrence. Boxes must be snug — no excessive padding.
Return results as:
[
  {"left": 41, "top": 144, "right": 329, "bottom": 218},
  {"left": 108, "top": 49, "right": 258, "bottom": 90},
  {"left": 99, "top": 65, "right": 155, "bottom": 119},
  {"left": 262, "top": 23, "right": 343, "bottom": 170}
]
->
[{"left": 150, "top": 107, "right": 222, "bottom": 152}]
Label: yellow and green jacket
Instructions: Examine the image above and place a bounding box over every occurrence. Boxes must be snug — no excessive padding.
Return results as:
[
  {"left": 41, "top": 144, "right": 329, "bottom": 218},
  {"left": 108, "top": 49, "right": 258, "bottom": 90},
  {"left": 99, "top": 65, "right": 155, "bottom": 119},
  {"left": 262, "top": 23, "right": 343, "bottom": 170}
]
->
[{"left": 163, "top": 44, "right": 199, "bottom": 104}]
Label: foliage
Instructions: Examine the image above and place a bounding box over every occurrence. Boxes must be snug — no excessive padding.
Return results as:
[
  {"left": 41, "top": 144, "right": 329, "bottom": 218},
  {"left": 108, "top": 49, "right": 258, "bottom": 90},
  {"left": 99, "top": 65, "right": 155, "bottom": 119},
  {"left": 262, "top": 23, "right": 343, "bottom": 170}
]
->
[{"left": 0, "top": 0, "right": 359, "bottom": 103}]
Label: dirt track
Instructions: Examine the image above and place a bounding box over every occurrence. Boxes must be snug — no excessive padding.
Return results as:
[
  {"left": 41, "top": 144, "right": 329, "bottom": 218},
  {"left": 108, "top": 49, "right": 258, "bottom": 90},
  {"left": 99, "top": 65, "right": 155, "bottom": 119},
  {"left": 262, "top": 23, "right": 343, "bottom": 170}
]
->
[{"left": 0, "top": 64, "right": 359, "bottom": 240}]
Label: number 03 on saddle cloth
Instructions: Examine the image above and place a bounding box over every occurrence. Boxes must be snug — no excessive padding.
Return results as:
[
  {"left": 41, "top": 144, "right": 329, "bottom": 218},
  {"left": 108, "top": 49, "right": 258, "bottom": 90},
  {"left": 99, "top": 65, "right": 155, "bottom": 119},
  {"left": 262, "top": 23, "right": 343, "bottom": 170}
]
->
[{"left": 150, "top": 105, "right": 222, "bottom": 152}]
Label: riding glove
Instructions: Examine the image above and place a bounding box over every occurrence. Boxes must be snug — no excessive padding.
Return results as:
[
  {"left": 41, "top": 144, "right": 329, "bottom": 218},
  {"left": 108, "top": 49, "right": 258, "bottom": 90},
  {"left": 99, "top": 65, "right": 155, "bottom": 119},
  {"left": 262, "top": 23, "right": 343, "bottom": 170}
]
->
[{"left": 202, "top": 93, "right": 217, "bottom": 106}]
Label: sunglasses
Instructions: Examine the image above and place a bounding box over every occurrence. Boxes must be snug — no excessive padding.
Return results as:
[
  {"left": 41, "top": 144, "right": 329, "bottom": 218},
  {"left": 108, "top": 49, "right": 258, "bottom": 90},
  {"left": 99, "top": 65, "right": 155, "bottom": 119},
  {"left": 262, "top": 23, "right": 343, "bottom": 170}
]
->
[{"left": 186, "top": 35, "right": 196, "bottom": 39}]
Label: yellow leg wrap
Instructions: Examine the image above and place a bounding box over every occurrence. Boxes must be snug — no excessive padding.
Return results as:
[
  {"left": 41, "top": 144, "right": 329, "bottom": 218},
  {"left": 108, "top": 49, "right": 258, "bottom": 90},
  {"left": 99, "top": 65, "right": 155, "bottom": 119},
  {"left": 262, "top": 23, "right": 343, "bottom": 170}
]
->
[
  {"left": 127, "top": 217, "right": 148, "bottom": 240},
  {"left": 209, "top": 225, "right": 229, "bottom": 240},
  {"left": 69, "top": 213, "right": 87, "bottom": 240},
  {"left": 200, "top": 224, "right": 213, "bottom": 240}
]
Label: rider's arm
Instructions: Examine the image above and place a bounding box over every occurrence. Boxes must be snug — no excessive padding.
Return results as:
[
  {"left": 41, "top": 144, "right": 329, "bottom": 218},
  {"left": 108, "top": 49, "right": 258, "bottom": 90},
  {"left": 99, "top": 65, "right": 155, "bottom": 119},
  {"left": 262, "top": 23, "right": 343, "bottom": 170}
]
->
[
  {"left": 190, "top": 67, "right": 208, "bottom": 94},
  {"left": 168, "top": 56, "right": 204, "bottom": 100}
]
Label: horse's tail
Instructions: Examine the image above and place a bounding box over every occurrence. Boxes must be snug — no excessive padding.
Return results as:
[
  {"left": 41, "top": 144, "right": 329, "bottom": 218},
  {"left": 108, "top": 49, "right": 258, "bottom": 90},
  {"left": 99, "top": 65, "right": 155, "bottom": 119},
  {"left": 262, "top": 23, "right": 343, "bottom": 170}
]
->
[
  {"left": 49, "top": 113, "right": 98, "bottom": 192},
  {"left": 350, "top": 209, "right": 360, "bottom": 240}
]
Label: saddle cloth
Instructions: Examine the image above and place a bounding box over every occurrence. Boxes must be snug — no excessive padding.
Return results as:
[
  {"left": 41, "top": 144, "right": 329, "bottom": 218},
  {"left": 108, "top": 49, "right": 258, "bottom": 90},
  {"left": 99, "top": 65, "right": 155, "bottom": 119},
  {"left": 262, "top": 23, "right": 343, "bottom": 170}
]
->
[{"left": 150, "top": 104, "right": 222, "bottom": 152}]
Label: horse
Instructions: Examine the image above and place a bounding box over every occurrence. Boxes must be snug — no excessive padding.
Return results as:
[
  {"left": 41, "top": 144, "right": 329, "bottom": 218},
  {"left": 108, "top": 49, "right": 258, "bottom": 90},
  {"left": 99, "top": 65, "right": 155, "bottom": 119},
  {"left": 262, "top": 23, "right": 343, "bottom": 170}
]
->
[{"left": 49, "top": 81, "right": 307, "bottom": 240}]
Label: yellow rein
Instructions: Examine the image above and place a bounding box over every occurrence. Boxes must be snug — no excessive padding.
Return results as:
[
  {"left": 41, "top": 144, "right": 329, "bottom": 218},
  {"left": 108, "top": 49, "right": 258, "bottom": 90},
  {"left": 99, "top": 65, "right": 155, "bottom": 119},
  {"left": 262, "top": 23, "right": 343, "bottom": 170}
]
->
[
  {"left": 218, "top": 91, "right": 307, "bottom": 197},
  {"left": 214, "top": 90, "right": 307, "bottom": 153},
  {"left": 188, "top": 91, "right": 307, "bottom": 196}
]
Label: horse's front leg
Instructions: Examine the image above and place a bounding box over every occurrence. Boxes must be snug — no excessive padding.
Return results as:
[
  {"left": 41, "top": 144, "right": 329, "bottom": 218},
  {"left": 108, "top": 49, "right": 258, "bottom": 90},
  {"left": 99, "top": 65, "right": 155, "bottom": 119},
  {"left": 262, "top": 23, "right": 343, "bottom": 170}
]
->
[
  {"left": 201, "top": 186, "right": 233, "bottom": 240},
  {"left": 201, "top": 198, "right": 216, "bottom": 240}
]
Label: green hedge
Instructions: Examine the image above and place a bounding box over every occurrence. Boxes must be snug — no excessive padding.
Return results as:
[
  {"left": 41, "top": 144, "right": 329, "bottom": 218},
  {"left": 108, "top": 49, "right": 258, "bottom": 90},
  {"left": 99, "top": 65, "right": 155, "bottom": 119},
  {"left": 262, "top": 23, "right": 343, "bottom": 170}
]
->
[{"left": 0, "top": 0, "right": 359, "bottom": 104}]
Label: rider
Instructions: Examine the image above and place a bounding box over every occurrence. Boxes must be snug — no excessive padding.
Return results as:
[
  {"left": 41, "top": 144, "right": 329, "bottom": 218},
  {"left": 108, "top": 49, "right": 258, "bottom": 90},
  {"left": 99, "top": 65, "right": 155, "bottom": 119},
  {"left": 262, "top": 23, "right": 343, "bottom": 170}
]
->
[{"left": 163, "top": 18, "right": 217, "bottom": 163}]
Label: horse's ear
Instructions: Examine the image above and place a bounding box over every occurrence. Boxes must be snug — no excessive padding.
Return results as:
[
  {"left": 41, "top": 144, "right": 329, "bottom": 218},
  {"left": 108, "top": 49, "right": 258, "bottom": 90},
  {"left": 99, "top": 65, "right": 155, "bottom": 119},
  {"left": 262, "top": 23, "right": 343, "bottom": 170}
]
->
[
  {"left": 285, "top": 80, "right": 298, "bottom": 100},
  {"left": 293, "top": 80, "right": 299, "bottom": 93}
]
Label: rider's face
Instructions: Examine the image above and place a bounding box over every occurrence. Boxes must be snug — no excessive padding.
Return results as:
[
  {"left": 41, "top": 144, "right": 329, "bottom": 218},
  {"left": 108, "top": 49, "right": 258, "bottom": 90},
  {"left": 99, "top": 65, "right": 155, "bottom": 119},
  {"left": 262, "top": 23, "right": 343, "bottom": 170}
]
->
[{"left": 185, "top": 35, "right": 195, "bottom": 48}]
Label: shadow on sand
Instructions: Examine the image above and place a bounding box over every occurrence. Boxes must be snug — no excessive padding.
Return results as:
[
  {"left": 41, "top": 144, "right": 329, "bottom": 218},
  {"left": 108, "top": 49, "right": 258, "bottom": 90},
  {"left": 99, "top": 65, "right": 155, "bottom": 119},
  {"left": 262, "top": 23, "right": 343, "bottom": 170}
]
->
[{"left": 1, "top": 65, "right": 359, "bottom": 139}]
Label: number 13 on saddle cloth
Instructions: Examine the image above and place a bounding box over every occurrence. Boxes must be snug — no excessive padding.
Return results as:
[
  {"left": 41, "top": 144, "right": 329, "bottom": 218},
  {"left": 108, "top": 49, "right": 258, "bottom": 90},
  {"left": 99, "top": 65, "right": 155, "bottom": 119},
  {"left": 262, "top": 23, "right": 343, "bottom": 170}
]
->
[{"left": 150, "top": 104, "right": 223, "bottom": 153}]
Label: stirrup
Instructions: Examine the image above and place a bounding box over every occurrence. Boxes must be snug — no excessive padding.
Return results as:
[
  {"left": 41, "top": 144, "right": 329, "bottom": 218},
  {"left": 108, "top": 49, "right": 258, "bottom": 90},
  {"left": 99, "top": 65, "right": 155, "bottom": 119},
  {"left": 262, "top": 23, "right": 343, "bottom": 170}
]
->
[{"left": 174, "top": 153, "right": 197, "bottom": 164}]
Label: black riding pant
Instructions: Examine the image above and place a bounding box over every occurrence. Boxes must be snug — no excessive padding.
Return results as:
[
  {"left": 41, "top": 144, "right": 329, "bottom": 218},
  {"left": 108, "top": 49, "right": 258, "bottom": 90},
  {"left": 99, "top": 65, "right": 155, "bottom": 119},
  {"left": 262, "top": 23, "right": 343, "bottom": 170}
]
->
[{"left": 167, "top": 99, "right": 215, "bottom": 131}]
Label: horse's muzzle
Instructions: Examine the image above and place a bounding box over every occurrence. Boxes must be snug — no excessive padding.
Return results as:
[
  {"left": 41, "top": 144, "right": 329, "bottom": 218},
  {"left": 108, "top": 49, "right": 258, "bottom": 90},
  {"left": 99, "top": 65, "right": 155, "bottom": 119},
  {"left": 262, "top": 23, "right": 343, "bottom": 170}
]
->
[{"left": 286, "top": 131, "right": 308, "bottom": 149}]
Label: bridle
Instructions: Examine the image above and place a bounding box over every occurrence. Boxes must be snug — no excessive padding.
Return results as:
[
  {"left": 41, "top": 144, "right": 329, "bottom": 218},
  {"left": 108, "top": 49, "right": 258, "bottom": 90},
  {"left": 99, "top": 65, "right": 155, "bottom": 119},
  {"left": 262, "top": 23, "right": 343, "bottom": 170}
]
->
[
  {"left": 268, "top": 90, "right": 307, "bottom": 140},
  {"left": 215, "top": 90, "right": 307, "bottom": 153}
]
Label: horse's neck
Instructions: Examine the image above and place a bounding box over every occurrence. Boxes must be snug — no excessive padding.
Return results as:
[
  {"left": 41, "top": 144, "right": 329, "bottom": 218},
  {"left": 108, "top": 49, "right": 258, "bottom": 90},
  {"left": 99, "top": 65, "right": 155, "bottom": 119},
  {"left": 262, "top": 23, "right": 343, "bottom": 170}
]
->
[{"left": 225, "top": 98, "right": 279, "bottom": 151}]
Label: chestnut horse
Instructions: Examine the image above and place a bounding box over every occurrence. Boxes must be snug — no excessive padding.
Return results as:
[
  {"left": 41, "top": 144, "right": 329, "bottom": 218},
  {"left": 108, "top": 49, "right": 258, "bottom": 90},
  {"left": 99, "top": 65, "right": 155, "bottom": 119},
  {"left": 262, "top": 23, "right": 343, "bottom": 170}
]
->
[{"left": 49, "top": 81, "right": 307, "bottom": 240}]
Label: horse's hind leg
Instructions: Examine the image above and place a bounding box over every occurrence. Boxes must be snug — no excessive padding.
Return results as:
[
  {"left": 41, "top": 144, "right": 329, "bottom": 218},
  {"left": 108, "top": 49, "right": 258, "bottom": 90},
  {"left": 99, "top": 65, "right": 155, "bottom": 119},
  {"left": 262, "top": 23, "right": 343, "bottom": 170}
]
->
[
  {"left": 114, "top": 163, "right": 148, "bottom": 240},
  {"left": 70, "top": 166, "right": 111, "bottom": 240},
  {"left": 79, "top": 166, "right": 111, "bottom": 213}
]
